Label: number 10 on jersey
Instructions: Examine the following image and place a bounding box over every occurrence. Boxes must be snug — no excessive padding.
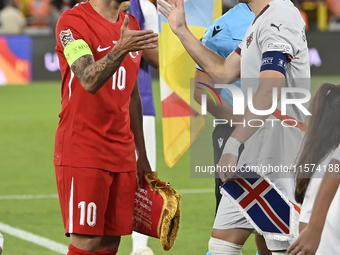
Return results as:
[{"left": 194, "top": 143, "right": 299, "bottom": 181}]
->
[{"left": 112, "top": 66, "right": 126, "bottom": 91}]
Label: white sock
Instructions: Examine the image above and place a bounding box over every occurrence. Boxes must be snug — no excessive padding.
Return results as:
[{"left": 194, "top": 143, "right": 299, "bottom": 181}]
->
[
  {"left": 271, "top": 252, "right": 287, "bottom": 255},
  {"left": 209, "top": 237, "right": 243, "bottom": 255},
  {"left": 132, "top": 231, "right": 149, "bottom": 252}
]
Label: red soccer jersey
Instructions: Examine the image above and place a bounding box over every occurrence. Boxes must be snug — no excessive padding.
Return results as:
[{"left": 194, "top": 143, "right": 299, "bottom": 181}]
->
[{"left": 54, "top": 2, "right": 141, "bottom": 172}]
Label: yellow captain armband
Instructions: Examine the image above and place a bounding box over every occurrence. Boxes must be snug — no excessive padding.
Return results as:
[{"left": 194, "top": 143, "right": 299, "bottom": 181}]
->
[{"left": 64, "top": 39, "right": 93, "bottom": 67}]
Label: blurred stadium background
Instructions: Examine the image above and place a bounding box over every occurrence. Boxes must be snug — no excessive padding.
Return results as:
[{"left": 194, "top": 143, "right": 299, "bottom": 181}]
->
[{"left": 1, "top": 78, "right": 340, "bottom": 254}]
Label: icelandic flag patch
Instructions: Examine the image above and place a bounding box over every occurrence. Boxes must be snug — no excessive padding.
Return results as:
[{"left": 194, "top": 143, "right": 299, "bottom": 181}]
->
[{"left": 221, "top": 165, "right": 300, "bottom": 241}]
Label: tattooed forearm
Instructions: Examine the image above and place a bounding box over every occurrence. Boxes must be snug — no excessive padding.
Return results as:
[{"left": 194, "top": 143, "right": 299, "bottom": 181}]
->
[
  {"left": 107, "top": 48, "right": 124, "bottom": 62},
  {"left": 94, "top": 59, "right": 106, "bottom": 72},
  {"left": 70, "top": 48, "right": 127, "bottom": 94},
  {"left": 92, "top": 50, "right": 126, "bottom": 87},
  {"left": 83, "top": 66, "right": 97, "bottom": 85},
  {"left": 72, "top": 55, "right": 93, "bottom": 77}
]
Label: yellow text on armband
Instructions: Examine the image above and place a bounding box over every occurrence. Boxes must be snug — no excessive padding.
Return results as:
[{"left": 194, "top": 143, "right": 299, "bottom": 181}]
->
[{"left": 64, "top": 39, "right": 93, "bottom": 67}]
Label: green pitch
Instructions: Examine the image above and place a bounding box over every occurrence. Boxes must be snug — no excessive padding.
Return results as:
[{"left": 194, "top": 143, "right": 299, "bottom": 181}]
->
[{"left": 0, "top": 76, "right": 339, "bottom": 255}]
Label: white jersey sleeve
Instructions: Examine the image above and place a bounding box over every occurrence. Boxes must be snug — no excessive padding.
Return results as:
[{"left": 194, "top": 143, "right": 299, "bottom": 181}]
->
[
  {"left": 300, "top": 177, "right": 322, "bottom": 223},
  {"left": 299, "top": 153, "right": 332, "bottom": 223},
  {"left": 140, "top": 0, "right": 159, "bottom": 33},
  {"left": 332, "top": 144, "right": 340, "bottom": 162},
  {"left": 257, "top": 4, "right": 305, "bottom": 58}
]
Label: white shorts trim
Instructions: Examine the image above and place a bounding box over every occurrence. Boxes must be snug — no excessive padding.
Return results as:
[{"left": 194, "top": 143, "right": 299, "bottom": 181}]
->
[
  {"left": 68, "top": 177, "right": 74, "bottom": 234},
  {"left": 143, "top": 116, "right": 156, "bottom": 172}
]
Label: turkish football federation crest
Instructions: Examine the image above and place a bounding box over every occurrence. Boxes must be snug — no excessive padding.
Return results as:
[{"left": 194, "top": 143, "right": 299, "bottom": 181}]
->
[{"left": 246, "top": 32, "right": 254, "bottom": 48}]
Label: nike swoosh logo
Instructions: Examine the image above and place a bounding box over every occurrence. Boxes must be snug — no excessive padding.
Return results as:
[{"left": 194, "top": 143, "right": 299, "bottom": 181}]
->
[{"left": 97, "top": 45, "right": 111, "bottom": 52}]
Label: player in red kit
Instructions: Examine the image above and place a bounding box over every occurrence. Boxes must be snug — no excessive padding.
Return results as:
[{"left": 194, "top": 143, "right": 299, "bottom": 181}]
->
[{"left": 54, "top": 0, "right": 158, "bottom": 254}]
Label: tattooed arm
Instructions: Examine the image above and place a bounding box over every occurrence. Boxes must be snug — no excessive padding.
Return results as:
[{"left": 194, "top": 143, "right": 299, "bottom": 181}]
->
[
  {"left": 71, "top": 48, "right": 126, "bottom": 94},
  {"left": 71, "top": 15, "right": 158, "bottom": 94}
]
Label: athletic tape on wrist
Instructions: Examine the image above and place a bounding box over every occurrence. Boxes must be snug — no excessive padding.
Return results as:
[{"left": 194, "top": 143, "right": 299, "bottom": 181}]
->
[
  {"left": 209, "top": 237, "right": 242, "bottom": 255},
  {"left": 64, "top": 39, "right": 93, "bottom": 67},
  {"left": 222, "top": 137, "right": 241, "bottom": 156}
]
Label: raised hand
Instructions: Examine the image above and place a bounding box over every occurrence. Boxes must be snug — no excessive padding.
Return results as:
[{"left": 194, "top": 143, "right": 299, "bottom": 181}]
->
[
  {"left": 116, "top": 15, "right": 158, "bottom": 54},
  {"left": 158, "top": 0, "right": 187, "bottom": 36}
]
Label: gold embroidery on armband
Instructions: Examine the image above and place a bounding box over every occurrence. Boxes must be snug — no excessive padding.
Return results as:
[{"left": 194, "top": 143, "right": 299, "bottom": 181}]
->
[{"left": 64, "top": 39, "right": 93, "bottom": 67}]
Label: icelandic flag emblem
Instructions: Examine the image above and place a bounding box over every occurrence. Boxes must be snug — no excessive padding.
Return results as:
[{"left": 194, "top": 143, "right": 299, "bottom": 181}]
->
[{"left": 221, "top": 165, "right": 300, "bottom": 241}]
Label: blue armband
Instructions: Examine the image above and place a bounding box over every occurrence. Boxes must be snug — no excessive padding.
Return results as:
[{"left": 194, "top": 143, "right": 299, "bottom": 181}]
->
[{"left": 260, "top": 51, "right": 289, "bottom": 76}]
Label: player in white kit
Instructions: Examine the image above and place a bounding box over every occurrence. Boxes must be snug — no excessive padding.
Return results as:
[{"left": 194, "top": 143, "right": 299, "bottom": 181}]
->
[
  {"left": 288, "top": 84, "right": 340, "bottom": 255},
  {"left": 288, "top": 148, "right": 340, "bottom": 255},
  {"left": 158, "top": 0, "right": 310, "bottom": 253}
]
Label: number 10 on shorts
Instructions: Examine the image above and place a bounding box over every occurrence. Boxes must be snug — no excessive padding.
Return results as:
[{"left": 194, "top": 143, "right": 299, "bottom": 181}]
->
[{"left": 78, "top": 201, "right": 97, "bottom": 227}]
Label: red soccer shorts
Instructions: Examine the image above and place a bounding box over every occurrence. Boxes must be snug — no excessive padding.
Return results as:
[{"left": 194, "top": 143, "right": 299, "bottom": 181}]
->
[{"left": 55, "top": 166, "right": 137, "bottom": 237}]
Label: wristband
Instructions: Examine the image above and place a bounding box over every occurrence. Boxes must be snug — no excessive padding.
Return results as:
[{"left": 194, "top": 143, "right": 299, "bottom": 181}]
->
[{"left": 222, "top": 137, "right": 242, "bottom": 156}]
